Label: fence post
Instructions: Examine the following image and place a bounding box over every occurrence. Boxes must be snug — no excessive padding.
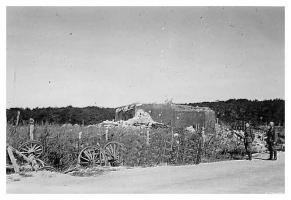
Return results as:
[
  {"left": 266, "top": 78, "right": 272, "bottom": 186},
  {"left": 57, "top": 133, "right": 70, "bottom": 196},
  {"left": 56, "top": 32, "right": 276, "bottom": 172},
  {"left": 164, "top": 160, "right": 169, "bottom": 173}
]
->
[
  {"left": 170, "top": 127, "right": 174, "bottom": 150},
  {"left": 7, "top": 146, "right": 20, "bottom": 173},
  {"left": 29, "top": 118, "right": 34, "bottom": 140},
  {"left": 78, "top": 132, "right": 82, "bottom": 153},
  {"left": 146, "top": 130, "right": 150, "bottom": 146},
  {"left": 16, "top": 111, "right": 20, "bottom": 126},
  {"left": 105, "top": 128, "right": 108, "bottom": 141}
]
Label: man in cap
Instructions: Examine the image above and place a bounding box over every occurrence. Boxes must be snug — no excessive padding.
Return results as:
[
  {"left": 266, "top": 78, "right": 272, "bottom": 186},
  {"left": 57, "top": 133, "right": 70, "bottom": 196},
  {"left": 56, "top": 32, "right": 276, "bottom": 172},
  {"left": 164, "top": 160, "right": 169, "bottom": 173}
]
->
[
  {"left": 266, "top": 122, "right": 278, "bottom": 160},
  {"left": 244, "top": 123, "right": 255, "bottom": 160}
]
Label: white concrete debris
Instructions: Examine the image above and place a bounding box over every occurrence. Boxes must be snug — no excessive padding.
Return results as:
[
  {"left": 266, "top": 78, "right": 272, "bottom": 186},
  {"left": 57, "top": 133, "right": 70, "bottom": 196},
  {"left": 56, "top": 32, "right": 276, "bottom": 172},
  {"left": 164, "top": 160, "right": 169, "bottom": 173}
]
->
[
  {"left": 215, "top": 124, "right": 267, "bottom": 153},
  {"left": 61, "top": 123, "right": 73, "bottom": 128},
  {"left": 237, "top": 130, "right": 267, "bottom": 153},
  {"left": 185, "top": 126, "right": 196, "bottom": 133},
  {"left": 98, "top": 109, "right": 167, "bottom": 129},
  {"left": 252, "top": 136, "right": 268, "bottom": 153},
  {"left": 125, "top": 109, "right": 155, "bottom": 125},
  {"left": 86, "top": 124, "right": 99, "bottom": 128},
  {"left": 173, "top": 133, "right": 179, "bottom": 137},
  {"left": 116, "top": 104, "right": 136, "bottom": 112}
]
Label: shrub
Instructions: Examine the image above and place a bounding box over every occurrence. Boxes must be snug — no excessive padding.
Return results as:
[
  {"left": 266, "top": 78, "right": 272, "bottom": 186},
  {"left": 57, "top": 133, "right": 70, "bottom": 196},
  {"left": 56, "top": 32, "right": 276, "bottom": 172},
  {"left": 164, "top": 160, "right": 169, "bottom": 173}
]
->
[{"left": 8, "top": 123, "right": 280, "bottom": 170}]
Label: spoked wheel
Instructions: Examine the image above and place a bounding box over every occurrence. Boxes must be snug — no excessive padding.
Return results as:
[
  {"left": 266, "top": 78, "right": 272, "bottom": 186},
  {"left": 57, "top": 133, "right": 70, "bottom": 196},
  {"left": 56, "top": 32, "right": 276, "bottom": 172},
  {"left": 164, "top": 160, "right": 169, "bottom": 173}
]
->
[
  {"left": 77, "top": 145, "right": 105, "bottom": 167},
  {"left": 19, "top": 140, "right": 43, "bottom": 158},
  {"left": 104, "top": 142, "right": 125, "bottom": 167}
]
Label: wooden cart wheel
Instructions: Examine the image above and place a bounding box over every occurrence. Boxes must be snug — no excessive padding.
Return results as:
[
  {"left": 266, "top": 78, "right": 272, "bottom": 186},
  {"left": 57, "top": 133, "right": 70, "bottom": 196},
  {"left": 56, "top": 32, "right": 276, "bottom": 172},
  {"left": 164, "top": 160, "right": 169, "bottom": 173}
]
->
[
  {"left": 77, "top": 145, "right": 105, "bottom": 167},
  {"left": 104, "top": 142, "right": 125, "bottom": 167},
  {"left": 18, "top": 140, "right": 43, "bottom": 158}
]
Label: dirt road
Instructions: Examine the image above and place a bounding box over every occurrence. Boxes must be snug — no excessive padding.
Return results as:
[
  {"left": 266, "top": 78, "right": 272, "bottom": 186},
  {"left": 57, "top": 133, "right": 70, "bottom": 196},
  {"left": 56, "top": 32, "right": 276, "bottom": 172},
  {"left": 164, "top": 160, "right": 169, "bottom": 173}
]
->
[{"left": 7, "top": 152, "right": 284, "bottom": 193}]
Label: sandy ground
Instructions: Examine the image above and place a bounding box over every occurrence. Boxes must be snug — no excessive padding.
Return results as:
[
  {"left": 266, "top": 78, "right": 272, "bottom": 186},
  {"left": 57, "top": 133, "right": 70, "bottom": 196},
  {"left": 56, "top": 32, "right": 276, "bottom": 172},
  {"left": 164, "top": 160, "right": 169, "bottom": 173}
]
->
[{"left": 6, "top": 152, "right": 284, "bottom": 194}]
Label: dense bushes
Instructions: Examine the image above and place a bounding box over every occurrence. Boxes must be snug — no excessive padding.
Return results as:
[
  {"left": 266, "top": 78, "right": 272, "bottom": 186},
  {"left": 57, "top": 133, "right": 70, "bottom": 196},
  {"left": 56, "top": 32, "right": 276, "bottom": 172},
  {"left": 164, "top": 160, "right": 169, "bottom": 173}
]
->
[
  {"left": 7, "top": 123, "right": 283, "bottom": 171},
  {"left": 188, "top": 99, "right": 285, "bottom": 126},
  {"left": 6, "top": 125, "right": 211, "bottom": 170},
  {"left": 6, "top": 106, "right": 115, "bottom": 125}
]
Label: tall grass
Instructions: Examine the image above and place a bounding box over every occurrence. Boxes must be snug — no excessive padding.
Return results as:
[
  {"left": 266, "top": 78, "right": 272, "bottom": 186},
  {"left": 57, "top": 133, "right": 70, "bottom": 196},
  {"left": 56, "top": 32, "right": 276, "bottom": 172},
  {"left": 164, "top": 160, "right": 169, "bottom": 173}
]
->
[{"left": 7, "top": 123, "right": 279, "bottom": 171}]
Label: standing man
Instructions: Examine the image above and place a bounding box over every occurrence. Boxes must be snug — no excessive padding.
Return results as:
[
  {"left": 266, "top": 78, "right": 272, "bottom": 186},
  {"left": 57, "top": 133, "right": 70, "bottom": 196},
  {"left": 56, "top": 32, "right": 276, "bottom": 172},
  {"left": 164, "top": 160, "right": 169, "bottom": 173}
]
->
[
  {"left": 267, "top": 122, "right": 278, "bottom": 160},
  {"left": 244, "top": 123, "right": 255, "bottom": 160}
]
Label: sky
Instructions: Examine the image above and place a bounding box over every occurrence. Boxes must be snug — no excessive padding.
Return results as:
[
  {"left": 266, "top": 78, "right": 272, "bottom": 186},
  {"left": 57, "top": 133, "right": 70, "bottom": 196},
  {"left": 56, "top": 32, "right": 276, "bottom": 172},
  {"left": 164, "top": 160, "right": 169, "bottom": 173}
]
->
[{"left": 6, "top": 7, "right": 284, "bottom": 108}]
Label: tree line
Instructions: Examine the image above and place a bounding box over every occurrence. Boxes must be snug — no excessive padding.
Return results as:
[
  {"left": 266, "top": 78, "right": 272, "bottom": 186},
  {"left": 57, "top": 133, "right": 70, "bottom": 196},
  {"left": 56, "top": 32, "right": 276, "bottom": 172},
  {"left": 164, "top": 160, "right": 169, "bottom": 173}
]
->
[
  {"left": 6, "top": 106, "right": 115, "bottom": 125},
  {"left": 6, "top": 99, "right": 284, "bottom": 126},
  {"left": 187, "top": 98, "right": 284, "bottom": 126}
]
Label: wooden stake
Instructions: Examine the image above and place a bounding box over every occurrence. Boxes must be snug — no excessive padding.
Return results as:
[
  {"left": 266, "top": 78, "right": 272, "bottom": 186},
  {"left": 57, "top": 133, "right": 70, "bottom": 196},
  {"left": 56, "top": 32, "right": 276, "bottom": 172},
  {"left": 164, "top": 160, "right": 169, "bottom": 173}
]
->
[
  {"left": 105, "top": 128, "right": 108, "bottom": 141},
  {"left": 146, "top": 130, "right": 150, "bottom": 146},
  {"left": 170, "top": 127, "right": 174, "bottom": 150},
  {"left": 16, "top": 111, "right": 20, "bottom": 126},
  {"left": 78, "top": 132, "right": 82, "bottom": 153},
  {"left": 29, "top": 118, "right": 34, "bottom": 140},
  {"left": 7, "top": 146, "right": 19, "bottom": 173}
]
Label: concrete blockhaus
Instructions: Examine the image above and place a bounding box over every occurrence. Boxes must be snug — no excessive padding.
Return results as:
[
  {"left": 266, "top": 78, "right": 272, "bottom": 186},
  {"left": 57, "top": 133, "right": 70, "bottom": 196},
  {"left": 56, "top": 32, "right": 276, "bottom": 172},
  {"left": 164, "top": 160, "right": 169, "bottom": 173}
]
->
[{"left": 115, "top": 103, "right": 216, "bottom": 133}]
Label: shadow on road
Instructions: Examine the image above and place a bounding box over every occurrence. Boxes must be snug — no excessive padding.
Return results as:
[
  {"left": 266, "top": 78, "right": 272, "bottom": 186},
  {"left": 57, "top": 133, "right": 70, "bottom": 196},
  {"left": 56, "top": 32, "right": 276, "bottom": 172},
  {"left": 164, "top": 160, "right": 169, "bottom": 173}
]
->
[{"left": 253, "top": 157, "right": 271, "bottom": 161}]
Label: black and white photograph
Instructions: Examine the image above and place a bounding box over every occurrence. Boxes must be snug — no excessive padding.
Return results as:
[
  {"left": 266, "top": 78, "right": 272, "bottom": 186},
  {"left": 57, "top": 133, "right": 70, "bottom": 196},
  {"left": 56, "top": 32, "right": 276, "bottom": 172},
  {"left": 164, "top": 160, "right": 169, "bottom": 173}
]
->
[{"left": 5, "top": 5, "right": 286, "bottom": 194}]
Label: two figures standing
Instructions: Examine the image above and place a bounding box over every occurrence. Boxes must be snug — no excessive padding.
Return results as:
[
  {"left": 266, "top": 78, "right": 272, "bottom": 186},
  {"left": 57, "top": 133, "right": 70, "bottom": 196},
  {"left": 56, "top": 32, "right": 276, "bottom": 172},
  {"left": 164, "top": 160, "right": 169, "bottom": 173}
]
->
[{"left": 244, "top": 121, "right": 278, "bottom": 161}]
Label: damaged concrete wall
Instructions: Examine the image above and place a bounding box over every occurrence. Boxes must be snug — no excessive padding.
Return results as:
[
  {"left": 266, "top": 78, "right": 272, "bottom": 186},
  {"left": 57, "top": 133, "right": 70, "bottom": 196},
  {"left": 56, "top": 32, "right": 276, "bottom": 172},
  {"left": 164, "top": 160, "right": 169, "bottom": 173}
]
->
[
  {"left": 136, "top": 104, "right": 174, "bottom": 126},
  {"left": 115, "top": 103, "right": 216, "bottom": 133},
  {"left": 115, "top": 105, "right": 135, "bottom": 121}
]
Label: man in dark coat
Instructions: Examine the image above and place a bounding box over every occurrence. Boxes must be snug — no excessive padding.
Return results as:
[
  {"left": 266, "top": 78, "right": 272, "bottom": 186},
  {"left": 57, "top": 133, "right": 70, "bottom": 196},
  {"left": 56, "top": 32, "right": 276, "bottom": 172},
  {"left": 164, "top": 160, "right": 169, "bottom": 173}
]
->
[
  {"left": 267, "top": 122, "right": 278, "bottom": 160},
  {"left": 244, "top": 123, "right": 255, "bottom": 160}
]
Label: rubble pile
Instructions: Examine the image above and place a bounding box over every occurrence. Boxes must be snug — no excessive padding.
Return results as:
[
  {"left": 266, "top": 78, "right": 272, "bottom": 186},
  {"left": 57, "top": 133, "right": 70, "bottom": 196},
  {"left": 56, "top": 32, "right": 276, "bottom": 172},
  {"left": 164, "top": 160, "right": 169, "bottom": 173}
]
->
[
  {"left": 98, "top": 109, "right": 168, "bottom": 129},
  {"left": 125, "top": 109, "right": 155, "bottom": 126},
  {"left": 98, "top": 120, "right": 119, "bottom": 128},
  {"left": 185, "top": 126, "right": 196, "bottom": 133},
  {"left": 245, "top": 131, "right": 267, "bottom": 153},
  {"left": 215, "top": 124, "right": 267, "bottom": 154}
]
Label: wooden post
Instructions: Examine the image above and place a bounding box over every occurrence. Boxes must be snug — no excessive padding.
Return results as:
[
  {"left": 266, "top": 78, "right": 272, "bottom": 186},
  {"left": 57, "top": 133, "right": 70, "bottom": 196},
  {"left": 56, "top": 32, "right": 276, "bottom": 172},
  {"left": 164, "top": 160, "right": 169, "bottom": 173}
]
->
[
  {"left": 16, "top": 111, "right": 20, "bottom": 126},
  {"left": 170, "top": 127, "right": 174, "bottom": 150},
  {"left": 7, "top": 146, "right": 19, "bottom": 173},
  {"left": 146, "top": 130, "right": 150, "bottom": 146},
  {"left": 105, "top": 128, "right": 108, "bottom": 141},
  {"left": 78, "top": 132, "right": 82, "bottom": 153},
  {"left": 29, "top": 118, "right": 34, "bottom": 140}
]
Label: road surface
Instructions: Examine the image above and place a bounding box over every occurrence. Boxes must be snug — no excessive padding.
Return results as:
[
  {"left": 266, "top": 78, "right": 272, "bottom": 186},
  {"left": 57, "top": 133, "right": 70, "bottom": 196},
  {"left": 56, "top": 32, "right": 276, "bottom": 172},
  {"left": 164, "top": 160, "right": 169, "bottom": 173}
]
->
[{"left": 7, "top": 152, "right": 284, "bottom": 193}]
